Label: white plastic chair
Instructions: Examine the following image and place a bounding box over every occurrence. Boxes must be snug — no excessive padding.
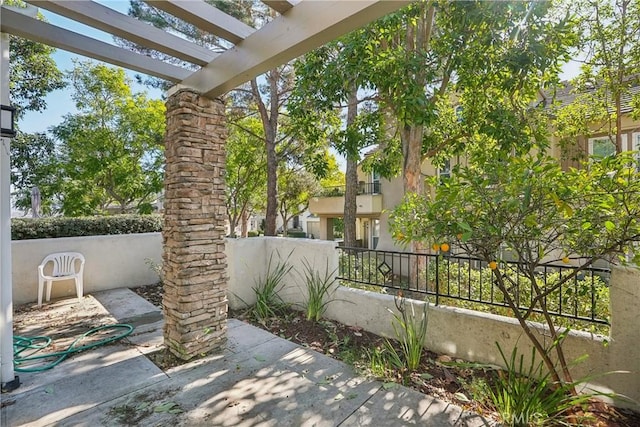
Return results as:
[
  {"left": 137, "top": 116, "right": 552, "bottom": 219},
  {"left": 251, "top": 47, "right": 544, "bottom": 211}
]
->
[{"left": 38, "top": 252, "right": 85, "bottom": 307}]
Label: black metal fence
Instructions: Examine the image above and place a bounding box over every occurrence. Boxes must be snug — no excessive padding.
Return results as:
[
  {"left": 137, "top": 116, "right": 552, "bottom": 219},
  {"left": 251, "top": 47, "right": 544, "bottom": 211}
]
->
[{"left": 337, "top": 247, "right": 611, "bottom": 328}]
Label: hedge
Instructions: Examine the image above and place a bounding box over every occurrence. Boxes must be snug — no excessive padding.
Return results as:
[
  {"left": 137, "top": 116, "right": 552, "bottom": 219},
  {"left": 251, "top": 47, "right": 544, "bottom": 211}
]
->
[{"left": 11, "top": 214, "right": 162, "bottom": 240}]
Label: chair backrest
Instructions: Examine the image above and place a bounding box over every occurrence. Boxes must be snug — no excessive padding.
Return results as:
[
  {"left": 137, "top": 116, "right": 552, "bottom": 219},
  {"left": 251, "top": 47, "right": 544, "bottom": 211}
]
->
[{"left": 41, "top": 252, "right": 85, "bottom": 277}]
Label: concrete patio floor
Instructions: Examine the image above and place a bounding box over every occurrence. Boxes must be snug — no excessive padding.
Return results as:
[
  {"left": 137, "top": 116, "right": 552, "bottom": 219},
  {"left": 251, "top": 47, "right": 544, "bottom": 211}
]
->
[{"left": 2, "top": 288, "right": 493, "bottom": 426}]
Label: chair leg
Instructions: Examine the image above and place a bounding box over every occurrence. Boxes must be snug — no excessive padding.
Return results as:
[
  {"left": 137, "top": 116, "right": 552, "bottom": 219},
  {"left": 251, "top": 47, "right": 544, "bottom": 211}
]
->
[
  {"left": 75, "top": 277, "right": 83, "bottom": 301},
  {"left": 46, "top": 280, "right": 53, "bottom": 302},
  {"left": 38, "top": 277, "right": 44, "bottom": 307}
]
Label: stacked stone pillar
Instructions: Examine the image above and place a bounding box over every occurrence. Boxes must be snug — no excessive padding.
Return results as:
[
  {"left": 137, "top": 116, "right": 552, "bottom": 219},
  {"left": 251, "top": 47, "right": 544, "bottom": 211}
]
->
[{"left": 162, "top": 89, "right": 227, "bottom": 360}]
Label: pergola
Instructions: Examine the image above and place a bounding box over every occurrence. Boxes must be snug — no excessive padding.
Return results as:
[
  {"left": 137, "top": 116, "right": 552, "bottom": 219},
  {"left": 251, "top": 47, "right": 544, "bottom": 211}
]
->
[{"left": 0, "top": 0, "right": 410, "bottom": 391}]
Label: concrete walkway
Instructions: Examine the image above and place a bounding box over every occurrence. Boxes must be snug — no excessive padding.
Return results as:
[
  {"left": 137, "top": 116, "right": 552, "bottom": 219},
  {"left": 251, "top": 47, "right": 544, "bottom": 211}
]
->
[{"left": 2, "top": 289, "right": 493, "bottom": 426}]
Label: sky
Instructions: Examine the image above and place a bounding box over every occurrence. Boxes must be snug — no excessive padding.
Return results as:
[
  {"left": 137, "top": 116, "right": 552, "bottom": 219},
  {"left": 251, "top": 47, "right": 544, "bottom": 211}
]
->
[
  {"left": 19, "top": 1, "right": 163, "bottom": 134},
  {"left": 18, "top": 1, "right": 582, "bottom": 135}
]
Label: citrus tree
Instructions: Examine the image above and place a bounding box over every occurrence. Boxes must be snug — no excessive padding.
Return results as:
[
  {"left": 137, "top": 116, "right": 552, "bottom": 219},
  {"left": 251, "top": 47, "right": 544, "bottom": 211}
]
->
[{"left": 390, "top": 151, "right": 640, "bottom": 388}]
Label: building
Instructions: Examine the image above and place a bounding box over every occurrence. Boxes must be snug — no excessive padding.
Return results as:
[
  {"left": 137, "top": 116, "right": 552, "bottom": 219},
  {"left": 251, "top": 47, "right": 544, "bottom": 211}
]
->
[{"left": 309, "top": 82, "right": 640, "bottom": 251}]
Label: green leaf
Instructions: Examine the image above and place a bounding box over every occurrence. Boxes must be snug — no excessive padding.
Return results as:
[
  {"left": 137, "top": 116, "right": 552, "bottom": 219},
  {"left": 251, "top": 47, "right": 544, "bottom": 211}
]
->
[
  {"left": 604, "top": 221, "right": 615, "bottom": 231},
  {"left": 458, "top": 222, "right": 472, "bottom": 232},
  {"left": 419, "top": 373, "right": 434, "bottom": 380},
  {"left": 154, "top": 402, "right": 181, "bottom": 413},
  {"left": 253, "top": 355, "right": 266, "bottom": 362},
  {"left": 382, "top": 382, "right": 398, "bottom": 390},
  {"left": 454, "top": 392, "right": 470, "bottom": 402}
]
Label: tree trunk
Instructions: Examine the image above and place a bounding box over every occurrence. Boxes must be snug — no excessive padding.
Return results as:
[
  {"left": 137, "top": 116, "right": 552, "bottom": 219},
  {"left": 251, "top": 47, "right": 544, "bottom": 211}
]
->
[
  {"left": 401, "top": 124, "right": 425, "bottom": 196},
  {"left": 265, "top": 137, "right": 278, "bottom": 236},
  {"left": 251, "top": 74, "right": 280, "bottom": 236},
  {"left": 343, "top": 85, "right": 359, "bottom": 248},
  {"left": 228, "top": 216, "right": 237, "bottom": 237},
  {"left": 402, "top": 124, "right": 427, "bottom": 288},
  {"left": 615, "top": 94, "right": 623, "bottom": 154},
  {"left": 241, "top": 209, "right": 249, "bottom": 238}
]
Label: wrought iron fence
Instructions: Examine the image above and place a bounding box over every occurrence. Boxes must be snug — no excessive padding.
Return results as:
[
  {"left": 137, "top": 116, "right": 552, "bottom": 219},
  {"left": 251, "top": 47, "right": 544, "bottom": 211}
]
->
[{"left": 337, "top": 247, "right": 611, "bottom": 329}]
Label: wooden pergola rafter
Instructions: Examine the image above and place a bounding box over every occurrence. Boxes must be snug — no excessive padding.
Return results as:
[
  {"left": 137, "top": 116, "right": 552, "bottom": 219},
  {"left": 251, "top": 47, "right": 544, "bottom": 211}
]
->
[{"left": 0, "top": 0, "right": 410, "bottom": 96}]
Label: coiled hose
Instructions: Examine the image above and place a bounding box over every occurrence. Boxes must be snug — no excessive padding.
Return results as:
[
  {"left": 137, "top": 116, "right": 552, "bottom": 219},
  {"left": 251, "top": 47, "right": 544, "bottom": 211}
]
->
[{"left": 13, "top": 324, "right": 134, "bottom": 372}]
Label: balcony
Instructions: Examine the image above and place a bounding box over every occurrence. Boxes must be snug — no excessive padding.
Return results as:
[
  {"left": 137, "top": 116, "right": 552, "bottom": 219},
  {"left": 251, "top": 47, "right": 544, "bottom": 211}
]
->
[{"left": 309, "top": 183, "right": 383, "bottom": 216}]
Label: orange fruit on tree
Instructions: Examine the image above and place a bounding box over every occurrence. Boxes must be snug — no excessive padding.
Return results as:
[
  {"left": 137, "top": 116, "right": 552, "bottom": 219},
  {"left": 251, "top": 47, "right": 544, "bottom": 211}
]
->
[
  {"left": 489, "top": 261, "right": 498, "bottom": 270},
  {"left": 441, "top": 243, "right": 450, "bottom": 252},
  {"left": 562, "top": 256, "right": 570, "bottom": 264},
  {"left": 432, "top": 243, "right": 441, "bottom": 252}
]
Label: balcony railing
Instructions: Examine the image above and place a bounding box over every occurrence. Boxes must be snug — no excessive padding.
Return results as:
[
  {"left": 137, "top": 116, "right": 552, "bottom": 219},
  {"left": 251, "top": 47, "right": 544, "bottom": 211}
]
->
[{"left": 318, "top": 182, "right": 381, "bottom": 197}]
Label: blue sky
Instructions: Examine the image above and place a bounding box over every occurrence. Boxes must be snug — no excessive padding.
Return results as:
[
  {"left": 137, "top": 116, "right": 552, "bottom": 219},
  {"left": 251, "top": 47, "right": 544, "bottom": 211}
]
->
[{"left": 19, "top": 1, "right": 163, "bottom": 134}]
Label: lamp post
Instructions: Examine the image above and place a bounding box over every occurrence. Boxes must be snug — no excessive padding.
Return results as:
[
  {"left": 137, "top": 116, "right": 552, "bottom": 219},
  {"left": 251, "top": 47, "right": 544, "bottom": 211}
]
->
[
  {"left": 0, "top": 31, "right": 19, "bottom": 393},
  {"left": 0, "top": 104, "right": 16, "bottom": 138}
]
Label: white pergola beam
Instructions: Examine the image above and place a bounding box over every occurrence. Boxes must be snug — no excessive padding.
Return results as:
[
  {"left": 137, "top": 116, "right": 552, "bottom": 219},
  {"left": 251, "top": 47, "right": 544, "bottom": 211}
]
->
[
  {"left": 27, "top": 0, "right": 216, "bottom": 66},
  {"left": 180, "top": 0, "right": 411, "bottom": 98},
  {"left": 0, "top": 6, "right": 191, "bottom": 82},
  {"left": 262, "top": 1, "right": 295, "bottom": 14},
  {"left": 145, "top": 0, "right": 254, "bottom": 44}
]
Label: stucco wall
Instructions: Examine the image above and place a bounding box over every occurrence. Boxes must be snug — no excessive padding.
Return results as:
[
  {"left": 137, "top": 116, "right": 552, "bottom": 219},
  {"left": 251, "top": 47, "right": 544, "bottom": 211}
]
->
[
  {"left": 10, "top": 236, "right": 639, "bottom": 409},
  {"left": 11, "top": 233, "right": 162, "bottom": 305},
  {"left": 226, "top": 237, "right": 338, "bottom": 311},
  {"left": 319, "top": 268, "right": 638, "bottom": 410}
]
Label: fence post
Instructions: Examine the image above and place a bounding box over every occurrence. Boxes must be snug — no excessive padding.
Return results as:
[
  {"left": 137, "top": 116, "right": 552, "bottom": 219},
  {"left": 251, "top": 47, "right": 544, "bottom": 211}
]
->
[
  {"left": 435, "top": 254, "right": 440, "bottom": 306},
  {"left": 608, "top": 266, "right": 640, "bottom": 409}
]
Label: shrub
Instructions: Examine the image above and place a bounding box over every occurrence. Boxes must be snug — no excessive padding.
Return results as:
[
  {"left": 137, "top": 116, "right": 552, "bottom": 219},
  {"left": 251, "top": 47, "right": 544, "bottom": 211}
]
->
[
  {"left": 489, "top": 341, "right": 595, "bottom": 426},
  {"left": 247, "top": 230, "right": 260, "bottom": 237},
  {"left": 300, "top": 258, "right": 338, "bottom": 321},
  {"left": 286, "top": 230, "right": 307, "bottom": 238},
  {"left": 11, "top": 215, "right": 162, "bottom": 240},
  {"left": 250, "top": 250, "right": 293, "bottom": 320},
  {"left": 385, "top": 293, "right": 428, "bottom": 371}
]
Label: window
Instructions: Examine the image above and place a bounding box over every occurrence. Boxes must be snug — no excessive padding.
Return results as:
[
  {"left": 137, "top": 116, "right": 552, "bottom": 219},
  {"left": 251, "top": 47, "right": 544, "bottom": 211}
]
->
[
  {"left": 634, "top": 132, "right": 640, "bottom": 171},
  {"left": 455, "top": 105, "right": 464, "bottom": 122},
  {"left": 588, "top": 137, "right": 616, "bottom": 159},
  {"left": 372, "top": 219, "right": 380, "bottom": 250},
  {"left": 371, "top": 171, "right": 381, "bottom": 194},
  {"left": 438, "top": 159, "right": 451, "bottom": 180}
]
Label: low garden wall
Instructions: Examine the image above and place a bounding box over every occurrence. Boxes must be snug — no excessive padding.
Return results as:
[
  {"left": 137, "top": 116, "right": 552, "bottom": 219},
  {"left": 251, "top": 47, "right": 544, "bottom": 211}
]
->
[
  {"left": 226, "top": 238, "right": 640, "bottom": 411},
  {"left": 11, "top": 235, "right": 640, "bottom": 409},
  {"left": 11, "top": 233, "right": 162, "bottom": 305}
]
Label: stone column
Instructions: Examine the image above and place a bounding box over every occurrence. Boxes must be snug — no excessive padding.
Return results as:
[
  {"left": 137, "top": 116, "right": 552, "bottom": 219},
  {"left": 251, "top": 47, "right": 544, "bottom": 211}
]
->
[{"left": 162, "top": 89, "right": 227, "bottom": 360}]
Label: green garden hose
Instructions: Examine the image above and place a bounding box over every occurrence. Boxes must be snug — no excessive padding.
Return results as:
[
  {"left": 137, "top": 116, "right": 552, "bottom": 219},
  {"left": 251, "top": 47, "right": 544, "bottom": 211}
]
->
[{"left": 13, "top": 324, "right": 134, "bottom": 373}]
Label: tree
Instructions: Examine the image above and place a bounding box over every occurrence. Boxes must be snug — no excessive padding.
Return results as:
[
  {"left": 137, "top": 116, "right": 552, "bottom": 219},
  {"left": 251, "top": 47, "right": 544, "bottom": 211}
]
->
[
  {"left": 391, "top": 151, "right": 640, "bottom": 390},
  {"left": 128, "top": 1, "right": 328, "bottom": 236},
  {"left": 559, "top": 0, "right": 640, "bottom": 154},
  {"left": 290, "top": 36, "right": 384, "bottom": 247},
  {"left": 8, "top": 0, "right": 65, "bottom": 116},
  {"left": 51, "top": 61, "right": 165, "bottom": 216},
  {"left": 7, "top": 1, "right": 65, "bottom": 215},
  {"left": 10, "top": 132, "right": 59, "bottom": 215},
  {"left": 277, "top": 166, "right": 321, "bottom": 236},
  {"left": 226, "top": 117, "right": 267, "bottom": 237},
  {"left": 342, "top": 1, "right": 574, "bottom": 194}
]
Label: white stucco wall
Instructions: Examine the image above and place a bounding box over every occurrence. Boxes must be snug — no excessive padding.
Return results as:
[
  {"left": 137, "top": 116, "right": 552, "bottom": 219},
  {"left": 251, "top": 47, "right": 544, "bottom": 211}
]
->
[
  {"left": 226, "top": 237, "right": 338, "bottom": 311},
  {"left": 10, "top": 235, "right": 639, "bottom": 409},
  {"left": 11, "top": 233, "right": 162, "bottom": 305},
  {"left": 319, "top": 268, "right": 639, "bottom": 410}
]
